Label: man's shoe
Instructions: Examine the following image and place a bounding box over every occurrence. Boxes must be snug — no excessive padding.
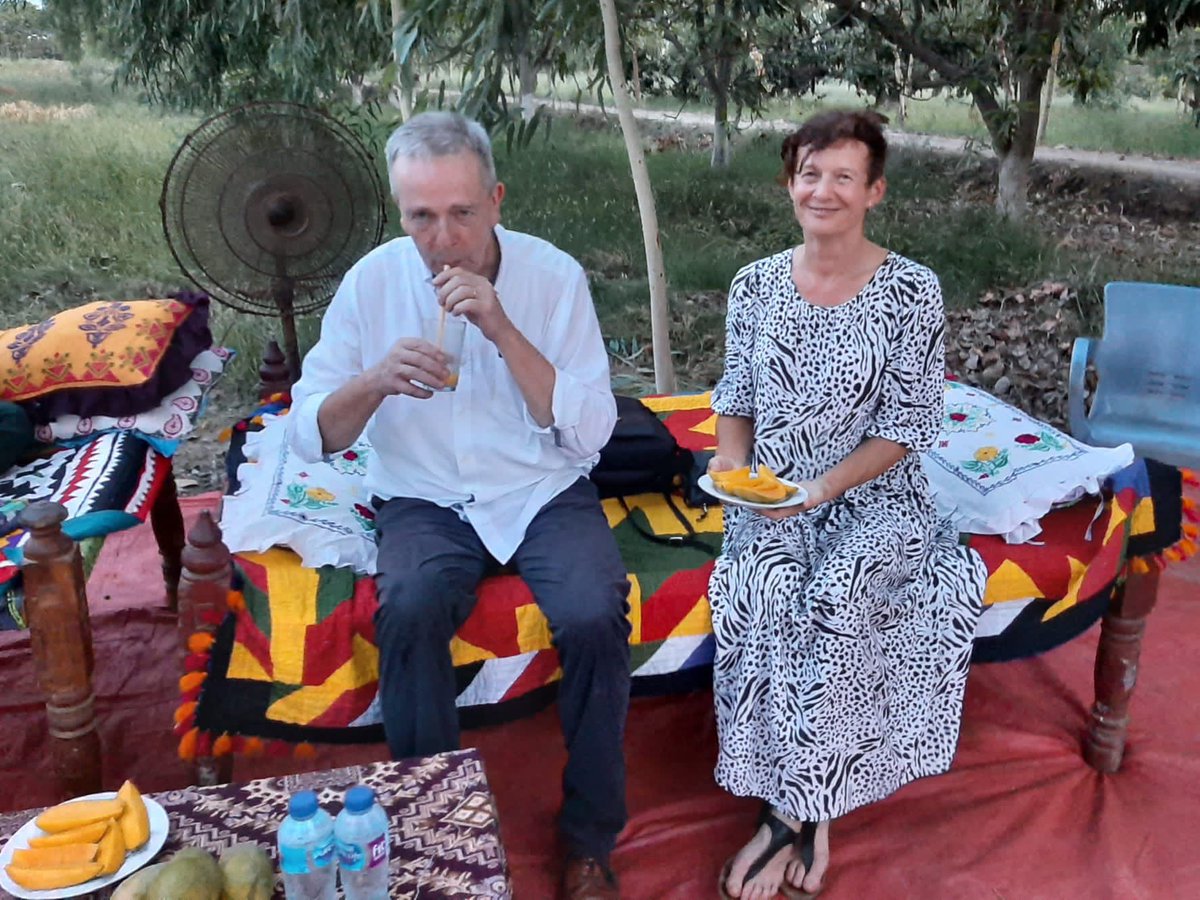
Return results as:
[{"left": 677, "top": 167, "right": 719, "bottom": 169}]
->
[{"left": 561, "top": 855, "right": 619, "bottom": 900}]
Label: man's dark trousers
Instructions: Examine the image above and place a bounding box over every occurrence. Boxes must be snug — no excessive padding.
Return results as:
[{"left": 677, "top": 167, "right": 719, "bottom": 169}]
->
[{"left": 373, "top": 477, "right": 632, "bottom": 861}]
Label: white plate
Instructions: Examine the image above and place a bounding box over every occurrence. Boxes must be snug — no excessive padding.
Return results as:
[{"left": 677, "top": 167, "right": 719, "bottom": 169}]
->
[
  {"left": 0, "top": 792, "right": 169, "bottom": 899},
  {"left": 699, "top": 473, "right": 808, "bottom": 510}
]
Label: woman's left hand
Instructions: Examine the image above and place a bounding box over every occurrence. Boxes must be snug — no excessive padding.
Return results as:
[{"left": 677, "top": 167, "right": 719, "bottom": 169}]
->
[{"left": 756, "top": 477, "right": 831, "bottom": 520}]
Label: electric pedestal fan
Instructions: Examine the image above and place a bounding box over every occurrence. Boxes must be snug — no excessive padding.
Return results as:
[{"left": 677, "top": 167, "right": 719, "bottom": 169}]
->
[{"left": 160, "top": 101, "right": 387, "bottom": 381}]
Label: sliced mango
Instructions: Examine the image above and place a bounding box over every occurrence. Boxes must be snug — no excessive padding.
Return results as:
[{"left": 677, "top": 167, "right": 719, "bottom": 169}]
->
[
  {"left": 117, "top": 780, "right": 151, "bottom": 850},
  {"left": 96, "top": 819, "right": 127, "bottom": 876},
  {"left": 711, "top": 465, "right": 798, "bottom": 504},
  {"left": 5, "top": 861, "right": 103, "bottom": 889},
  {"left": 35, "top": 798, "right": 126, "bottom": 833},
  {"left": 28, "top": 820, "right": 111, "bottom": 849},
  {"left": 11, "top": 842, "right": 99, "bottom": 868},
  {"left": 28, "top": 819, "right": 110, "bottom": 847}
]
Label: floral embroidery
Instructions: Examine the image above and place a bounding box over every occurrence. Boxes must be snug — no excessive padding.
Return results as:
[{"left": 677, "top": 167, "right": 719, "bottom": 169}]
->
[
  {"left": 943, "top": 402, "right": 991, "bottom": 433},
  {"left": 283, "top": 483, "right": 337, "bottom": 510},
  {"left": 352, "top": 502, "right": 377, "bottom": 534},
  {"left": 79, "top": 302, "right": 134, "bottom": 348},
  {"left": 329, "top": 443, "right": 369, "bottom": 477},
  {"left": 1013, "top": 431, "right": 1065, "bottom": 452},
  {"left": 961, "top": 445, "right": 1009, "bottom": 479},
  {"left": 6, "top": 318, "right": 55, "bottom": 364}
]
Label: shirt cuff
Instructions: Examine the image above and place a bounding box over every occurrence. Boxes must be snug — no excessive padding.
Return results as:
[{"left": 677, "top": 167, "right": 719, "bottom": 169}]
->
[{"left": 287, "top": 390, "right": 332, "bottom": 463}]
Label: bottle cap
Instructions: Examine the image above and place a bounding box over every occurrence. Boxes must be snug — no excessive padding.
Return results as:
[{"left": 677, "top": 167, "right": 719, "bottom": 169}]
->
[
  {"left": 288, "top": 790, "right": 319, "bottom": 820},
  {"left": 344, "top": 785, "right": 376, "bottom": 814}
]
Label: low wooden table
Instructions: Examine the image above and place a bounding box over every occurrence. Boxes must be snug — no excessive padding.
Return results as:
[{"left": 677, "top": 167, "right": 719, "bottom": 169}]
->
[{"left": 0, "top": 749, "right": 512, "bottom": 899}]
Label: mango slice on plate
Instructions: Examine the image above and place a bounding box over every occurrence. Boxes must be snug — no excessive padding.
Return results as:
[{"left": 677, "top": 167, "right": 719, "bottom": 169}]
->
[
  {"left": 34, "top": 798, "right": 125, "bottom": 833},
  {"left": 711, "top": 465, "right": 798, "bottom": 504},
  {"left": 96, "top": 818, "right": 127, "bottom": 875},
  {"left": 11, "top": 842, "right": 99, "bottom": 867},
  {"left": 117, "top": 779, "right": 151, "bottom": 850},
  {"left": 28, "top": 818, "right": 110, "bottom": 847},
  {"left": 5, "top": 861, "right": 104, "bottom": 890}
]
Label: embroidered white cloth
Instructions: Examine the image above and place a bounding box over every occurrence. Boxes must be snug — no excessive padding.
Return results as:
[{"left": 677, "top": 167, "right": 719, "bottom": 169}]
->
[
  {"left": 222, "top": 413, "right": 379, "bottom": 573},
  {"left": 920, "top": 381, "right": 1134, "bottom": 542}
]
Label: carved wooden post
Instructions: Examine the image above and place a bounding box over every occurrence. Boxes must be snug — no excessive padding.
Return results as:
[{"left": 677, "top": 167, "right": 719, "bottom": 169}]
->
[
  {"left": 179, "top": 509, "right": 234, "bottom": 786},
  {"left": 258, "top": 339, "right": 293, "bottom": 400},
  {"left": 150, "top": 468, "right": 185, "bottom": 613},
  {"left": 19, "top": 501, "right": 102, "bottom": 799},
  {"left": 1085, "top": 564, "right": 1160, "bottom": 773}
]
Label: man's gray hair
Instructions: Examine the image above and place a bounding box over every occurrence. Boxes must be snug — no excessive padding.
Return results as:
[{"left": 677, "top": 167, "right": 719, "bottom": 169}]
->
[{"left": 385, "top": 111, "right": 497, "bottom": 194}]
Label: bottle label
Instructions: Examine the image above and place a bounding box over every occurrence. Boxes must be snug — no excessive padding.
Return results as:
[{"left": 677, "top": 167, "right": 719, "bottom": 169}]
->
[
  {"left": 280, "top": 833, "right": 335, "bottom": 874},
  {"left": 337, "top": 834, "right": 388, "bottom": 872}
]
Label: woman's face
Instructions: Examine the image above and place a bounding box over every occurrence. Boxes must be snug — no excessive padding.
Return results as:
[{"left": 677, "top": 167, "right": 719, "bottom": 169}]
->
[{"left": 787, "top": 139, "right": 886, "bottom": 238}]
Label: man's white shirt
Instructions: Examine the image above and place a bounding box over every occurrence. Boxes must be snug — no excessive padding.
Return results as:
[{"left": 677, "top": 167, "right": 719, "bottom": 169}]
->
[{"left": 287, "top": 225, "right": 617, "bottom": 564}]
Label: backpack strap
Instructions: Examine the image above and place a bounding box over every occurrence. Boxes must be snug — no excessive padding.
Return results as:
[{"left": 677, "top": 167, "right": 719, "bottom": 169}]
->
[{"left": 618, "top": 495, "right": 717, "bottom": 557}]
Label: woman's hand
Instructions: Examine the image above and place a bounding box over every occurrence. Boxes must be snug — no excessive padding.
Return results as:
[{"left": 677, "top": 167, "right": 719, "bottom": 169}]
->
[
  {"left": 757, "top": 476, "right": 832, "bottom": 520},
  {"left": 708, "top": 454, "right": 746, "bottom": 475}
]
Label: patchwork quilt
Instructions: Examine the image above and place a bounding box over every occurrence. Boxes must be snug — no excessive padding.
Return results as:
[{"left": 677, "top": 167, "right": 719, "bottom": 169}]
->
[{"left": 192, "top": 393, "right": 1175, "bottom": 747}]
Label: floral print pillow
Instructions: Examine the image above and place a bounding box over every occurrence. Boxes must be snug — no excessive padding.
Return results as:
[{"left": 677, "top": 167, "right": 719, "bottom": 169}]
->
[
  {"left": 221, "top": 414, "right": 378, "bottom": 573},
  {"left": 921, "top": 381, "right": 1134, "bottom": 542}
]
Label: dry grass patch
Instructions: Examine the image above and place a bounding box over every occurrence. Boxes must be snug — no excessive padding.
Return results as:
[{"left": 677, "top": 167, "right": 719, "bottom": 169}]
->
[{"left": 0, "top": 100, "right": 96, "bottom": 123}]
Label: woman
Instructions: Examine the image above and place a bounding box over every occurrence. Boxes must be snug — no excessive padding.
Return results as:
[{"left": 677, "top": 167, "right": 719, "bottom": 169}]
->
[{"left": 709, "top": 110, "right": 987, "bottom": 900}]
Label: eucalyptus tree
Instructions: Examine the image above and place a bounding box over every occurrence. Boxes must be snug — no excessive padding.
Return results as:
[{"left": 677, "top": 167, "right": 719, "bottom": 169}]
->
[
  {"left": 45, "top": 0, "right": 392, "bottom": 110},
  {"left": 825, "top": 0, "right": 1200, "bottom": 220}
]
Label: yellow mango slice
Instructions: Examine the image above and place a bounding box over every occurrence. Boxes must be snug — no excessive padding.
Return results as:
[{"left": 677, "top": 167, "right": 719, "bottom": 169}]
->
[
  {"left": 117, "top": 780, "right": 151, "bottom": 850},
  {"left": 11, "top": 843, "right": 99, "bottom": 868},
  {"left": 35, "top": 798, "right": 126, "bottom": 833},
  {"left": 96, "top": 819, "right": 127, "bottom": 876},
  {"left": 5, "top": 861, "right": 103, "bottom": 889},
  {"left": 712, "top": 465, "right": 798, "bottom": 503},
  {"left": 28, "top": 819, "right": 110, "bottom": 847}
]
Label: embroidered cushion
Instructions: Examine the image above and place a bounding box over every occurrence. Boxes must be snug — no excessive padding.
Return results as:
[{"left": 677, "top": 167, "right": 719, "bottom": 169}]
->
[
  {"left": 921, "top": 381, "right": 1135, "bottom": 542},
  {"left": 32, "top": 347, "right": 234, "bottom": 448},
  {"left": 221, "top": 413, "right": 378, "bottom": 573},
  {"left": 0, "top": 292, "right": 212, "bottom": 424}
]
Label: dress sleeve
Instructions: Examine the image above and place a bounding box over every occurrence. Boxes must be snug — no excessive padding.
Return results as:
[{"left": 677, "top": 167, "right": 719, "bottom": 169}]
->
[
  {"left": 867, "top": 265, "right": 946, "bottom": 452},
  {"left": 710, "top": 262, "right": 759, "bottom": 418}
]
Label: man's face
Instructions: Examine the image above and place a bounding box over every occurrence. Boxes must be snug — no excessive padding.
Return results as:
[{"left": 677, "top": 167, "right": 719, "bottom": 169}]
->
[{"left": 391, "top": 151, "right": 505, "bottom": 277}]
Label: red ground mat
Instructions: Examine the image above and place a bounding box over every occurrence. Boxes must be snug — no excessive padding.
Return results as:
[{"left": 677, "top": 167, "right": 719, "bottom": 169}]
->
[{"left": 1, "top": 494, "right": 1198, "bottom": 898}]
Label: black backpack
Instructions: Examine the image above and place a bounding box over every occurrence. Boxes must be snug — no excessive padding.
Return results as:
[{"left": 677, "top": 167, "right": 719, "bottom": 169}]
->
[{"left": 590, "top": 395, "right": 695, "bottom": 500}]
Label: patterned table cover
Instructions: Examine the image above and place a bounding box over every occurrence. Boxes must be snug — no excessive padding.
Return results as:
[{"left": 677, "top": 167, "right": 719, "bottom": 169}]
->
[{"left": 0, "top": 749, "right": 512, "bottom": 899}]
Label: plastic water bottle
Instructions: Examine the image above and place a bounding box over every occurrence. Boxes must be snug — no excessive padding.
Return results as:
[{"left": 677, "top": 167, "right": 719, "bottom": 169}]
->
[
  {"left": 334, "top": 785, "right": 391, "bottom": 899},
  {"left": 277, "top": 790, "right": 338, "bottom": 900}
]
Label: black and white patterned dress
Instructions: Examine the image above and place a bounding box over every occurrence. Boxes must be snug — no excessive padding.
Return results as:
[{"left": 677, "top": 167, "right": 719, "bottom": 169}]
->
[{"left": 708, "top": 249, "right": 987, "bottom": 822}]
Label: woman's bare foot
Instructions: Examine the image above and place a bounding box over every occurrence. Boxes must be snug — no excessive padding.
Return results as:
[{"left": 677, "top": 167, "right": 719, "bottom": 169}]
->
[
  {"left": 721, "top": 807, "right": 804, "bottom": 900},
  {"left": 783, "top": 819, "right": 830, "bottom": 896}
]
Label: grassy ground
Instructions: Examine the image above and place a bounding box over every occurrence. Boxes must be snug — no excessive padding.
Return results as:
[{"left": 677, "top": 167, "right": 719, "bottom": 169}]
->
[{"left": 1, "top": 58, "right": 1195, "bottom": 400}]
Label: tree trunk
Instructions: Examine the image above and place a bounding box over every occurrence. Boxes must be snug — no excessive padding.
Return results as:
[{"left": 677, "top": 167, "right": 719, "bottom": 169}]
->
[
  {"left": 993, "top": 69, "right": 1043, "bottom": 221},
  {"left": 518, "top": 51, "right": 538, "bottom": 121},
  {"left": 711, "top": 89, "right": 731, "bottom": 168},
  {"left": 390, "top": 0, "right": 414, "bottom": 119},
  {"left": 598, "top": 0, "right": 676, "bottom": 393},
  {"left": 1037, "top": 34, "right": 1062, "bottom": 146},
  {"left": 995, "top": 148, "right": 1031, "bottom": 220}
]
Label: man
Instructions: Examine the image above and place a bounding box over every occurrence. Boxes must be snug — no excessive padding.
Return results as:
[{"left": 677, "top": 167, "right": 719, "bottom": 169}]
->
[{"left": 287, "top": 111, "right": 630, "bottom": 899}]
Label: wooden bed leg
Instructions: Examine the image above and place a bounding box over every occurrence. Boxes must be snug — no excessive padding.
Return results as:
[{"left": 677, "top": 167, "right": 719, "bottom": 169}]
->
[
  {"left": 258, "top": 338, "right": 293, "bottom": 401},
  {"left": 179, "top": 510, "right": 234, "bottom": 787},
  {"left": 19, "top": 501, "right": 102, "bottom": 799},
  {"left": 150, "top": 468, "right": 185, "bottom": 613},
  {"left": 1085, "top": 563, "right": 1161, "bottom": 773}
]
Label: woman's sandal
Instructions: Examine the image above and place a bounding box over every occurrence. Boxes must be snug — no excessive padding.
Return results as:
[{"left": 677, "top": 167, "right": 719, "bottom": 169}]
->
[
  {"left": 717, "top": 810, "right": 821, "bottom": 900},
  {"left": 780, "top": 818, "right": 822, "bottom": 900}
]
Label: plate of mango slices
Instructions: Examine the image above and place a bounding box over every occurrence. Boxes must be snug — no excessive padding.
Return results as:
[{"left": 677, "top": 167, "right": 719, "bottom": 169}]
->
[
  {"left": 0, "top": 780, "right": 167, "bottom": 898},
  {"left": 700, "top": 465, "right": 808, "bottom": 510}
]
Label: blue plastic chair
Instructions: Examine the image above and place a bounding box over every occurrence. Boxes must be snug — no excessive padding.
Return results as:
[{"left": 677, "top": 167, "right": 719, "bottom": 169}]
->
[{"left": 1069, "top": 281, "right": 1200, "bottom": 469}]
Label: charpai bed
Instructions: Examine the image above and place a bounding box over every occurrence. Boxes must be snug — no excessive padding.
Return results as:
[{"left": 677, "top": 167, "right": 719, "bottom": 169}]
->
[{"left": 173, "top": 387, "right": 1185, "bottom": 784}]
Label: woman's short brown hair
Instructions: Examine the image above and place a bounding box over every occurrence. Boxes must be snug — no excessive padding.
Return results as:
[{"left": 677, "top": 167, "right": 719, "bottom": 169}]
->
[{"left": 778, "top": 109, "right": 889, "bottom": 185}]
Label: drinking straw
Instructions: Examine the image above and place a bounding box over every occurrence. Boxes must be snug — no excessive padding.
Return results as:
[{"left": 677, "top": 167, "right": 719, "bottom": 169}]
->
[{"left": 436, "top": 264, "right": 449, "bottom": 349}]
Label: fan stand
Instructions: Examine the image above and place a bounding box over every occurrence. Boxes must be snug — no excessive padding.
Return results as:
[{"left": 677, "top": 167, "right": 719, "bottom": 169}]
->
[{"left": 266, "top": 197, "right": 305, "bottom": 383}]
